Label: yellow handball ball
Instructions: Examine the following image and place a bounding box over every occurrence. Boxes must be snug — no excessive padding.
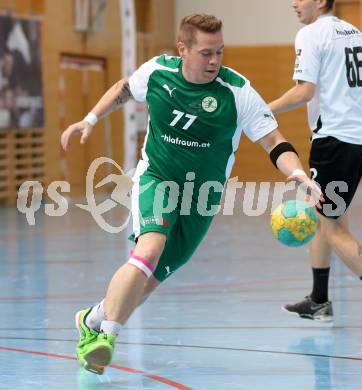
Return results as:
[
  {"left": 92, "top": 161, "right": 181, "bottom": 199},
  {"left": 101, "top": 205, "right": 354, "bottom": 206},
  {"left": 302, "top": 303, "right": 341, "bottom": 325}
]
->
[{"left": 270, "top": 200, "right": 318, "bottom": 247}]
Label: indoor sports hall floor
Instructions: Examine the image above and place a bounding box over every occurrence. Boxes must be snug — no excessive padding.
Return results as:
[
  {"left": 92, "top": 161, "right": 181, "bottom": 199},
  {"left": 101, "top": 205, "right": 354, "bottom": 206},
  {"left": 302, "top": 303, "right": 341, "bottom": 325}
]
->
[{"left": 1, "top": 188, "right": 362, "bottom": 390}]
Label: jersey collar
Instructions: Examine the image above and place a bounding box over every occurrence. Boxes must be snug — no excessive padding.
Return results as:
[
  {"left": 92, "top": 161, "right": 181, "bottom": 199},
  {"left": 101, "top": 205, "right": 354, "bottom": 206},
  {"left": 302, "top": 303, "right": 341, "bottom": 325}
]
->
[{"left": 316, "top": 12, "right": 334, "bottom": 21}]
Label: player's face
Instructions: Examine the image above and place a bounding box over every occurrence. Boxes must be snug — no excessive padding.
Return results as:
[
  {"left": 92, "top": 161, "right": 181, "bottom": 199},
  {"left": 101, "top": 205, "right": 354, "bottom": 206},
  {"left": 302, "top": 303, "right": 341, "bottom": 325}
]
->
[
  {"left": 178, "top": 30, "right": 224, "bottom": 84},
  {"left": 292, "top": 0, "right": 325, "bottom": 25}
]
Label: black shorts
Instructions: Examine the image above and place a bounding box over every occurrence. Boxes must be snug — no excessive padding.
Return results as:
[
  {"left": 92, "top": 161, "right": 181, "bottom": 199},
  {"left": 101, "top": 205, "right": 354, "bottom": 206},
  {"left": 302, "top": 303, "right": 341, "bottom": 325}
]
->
[{"left": 309, "top": 136, "right": 362, "bottom": 219}]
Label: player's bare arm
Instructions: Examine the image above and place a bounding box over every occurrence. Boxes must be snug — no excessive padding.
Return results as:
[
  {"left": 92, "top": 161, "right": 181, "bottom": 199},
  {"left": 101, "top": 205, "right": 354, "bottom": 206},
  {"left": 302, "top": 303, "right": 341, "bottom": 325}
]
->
[
  {"left": 268, "top": 81, "right": 316, "bottom": 114},
  {"left": 257, "top": 129, "right": 323, "bottom": 205},
  {"left": 61, "top": 78, "right": 132, "bottom": 151},
  {"left": 257, "top": 129, "right": 303, "bottom": 175},
  {"left": 94, "top": 78, "right": 133, "bottom": 118}
]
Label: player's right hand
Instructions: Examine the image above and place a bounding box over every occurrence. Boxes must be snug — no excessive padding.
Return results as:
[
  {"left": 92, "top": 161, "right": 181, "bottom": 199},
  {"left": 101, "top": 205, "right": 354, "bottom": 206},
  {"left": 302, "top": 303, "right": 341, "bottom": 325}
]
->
[
  {"left": 60, "top": 121, "right": 93, "bottom": 151},
  {"left": 286, "top": 173, "right": 324, "bottom": 209}
]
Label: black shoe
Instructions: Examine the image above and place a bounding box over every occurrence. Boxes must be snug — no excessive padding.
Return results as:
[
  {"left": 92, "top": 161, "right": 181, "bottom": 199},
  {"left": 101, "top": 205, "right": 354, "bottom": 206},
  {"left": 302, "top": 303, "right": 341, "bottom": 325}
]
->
[{"left": 282, "top": 296, "right": 333, "bottom": 322}]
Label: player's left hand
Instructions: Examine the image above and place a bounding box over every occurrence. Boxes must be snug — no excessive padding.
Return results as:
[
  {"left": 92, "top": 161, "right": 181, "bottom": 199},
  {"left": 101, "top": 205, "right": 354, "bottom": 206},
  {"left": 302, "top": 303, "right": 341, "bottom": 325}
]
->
[{"left": 287, "top": 172, "right": 324, "bottom": 209}]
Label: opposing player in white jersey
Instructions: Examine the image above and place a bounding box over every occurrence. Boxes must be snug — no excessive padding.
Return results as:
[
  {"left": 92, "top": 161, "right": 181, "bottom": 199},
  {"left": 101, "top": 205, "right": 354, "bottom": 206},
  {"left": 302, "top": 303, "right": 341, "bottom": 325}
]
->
[
  {"left": 269, "top": 0, "right": 362, "bottom": 321},
  {"left": 61, "top": 14, "right": 322, "bottom": 373}
]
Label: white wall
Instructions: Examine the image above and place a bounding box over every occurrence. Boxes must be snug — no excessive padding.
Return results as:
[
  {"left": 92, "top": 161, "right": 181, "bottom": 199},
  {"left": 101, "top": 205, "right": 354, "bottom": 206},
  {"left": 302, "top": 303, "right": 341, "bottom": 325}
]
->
[{"left": 175, "top": 0, "right": 301, "bottom": 45}]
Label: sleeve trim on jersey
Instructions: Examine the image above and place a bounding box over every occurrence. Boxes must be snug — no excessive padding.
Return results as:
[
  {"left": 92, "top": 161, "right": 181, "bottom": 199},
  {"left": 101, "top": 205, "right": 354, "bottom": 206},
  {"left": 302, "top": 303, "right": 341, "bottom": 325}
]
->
[
  {"left": 249, "top": 123, "right": 278, "bottom": 143},
  {"left": 129, "top": 76, "right": 140, "bottom": 100},
  {"left": 292, "top": 74, "right": 317, "bottom": 84}
]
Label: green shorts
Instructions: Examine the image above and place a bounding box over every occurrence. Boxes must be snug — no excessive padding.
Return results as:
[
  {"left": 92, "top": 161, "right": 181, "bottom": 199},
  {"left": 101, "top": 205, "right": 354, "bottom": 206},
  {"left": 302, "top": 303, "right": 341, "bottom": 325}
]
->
[{"left": 131, "top": 169, "right": 214, "bottom": 282}]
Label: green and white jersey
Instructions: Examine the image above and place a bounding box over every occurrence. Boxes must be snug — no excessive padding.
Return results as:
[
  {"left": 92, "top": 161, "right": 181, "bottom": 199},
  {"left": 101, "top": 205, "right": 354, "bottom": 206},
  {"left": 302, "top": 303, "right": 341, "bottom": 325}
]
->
[{"left": 129, "top": 55, "right": 277, "bottom": 187}]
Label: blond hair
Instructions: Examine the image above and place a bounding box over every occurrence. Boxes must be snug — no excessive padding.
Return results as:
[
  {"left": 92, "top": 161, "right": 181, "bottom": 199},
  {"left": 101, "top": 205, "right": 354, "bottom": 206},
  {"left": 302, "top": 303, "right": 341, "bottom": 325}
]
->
[{"left": 178, "top": 14, "right": 223, "bottom": 48}]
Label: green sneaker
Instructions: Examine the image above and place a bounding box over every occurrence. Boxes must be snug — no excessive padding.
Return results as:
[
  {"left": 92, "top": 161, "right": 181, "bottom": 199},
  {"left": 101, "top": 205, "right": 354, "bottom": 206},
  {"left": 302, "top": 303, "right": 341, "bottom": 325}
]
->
[
  {"left": 75, "top": 307, "right": 104, "bottom": 375},
  {"left": 81, "top": 333, "right": 116, "bottom": 370}
]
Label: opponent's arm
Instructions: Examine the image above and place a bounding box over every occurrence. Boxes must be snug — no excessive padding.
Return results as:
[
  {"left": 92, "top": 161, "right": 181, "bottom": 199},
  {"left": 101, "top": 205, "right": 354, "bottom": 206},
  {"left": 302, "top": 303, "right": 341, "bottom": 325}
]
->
[
  {"left": 268, "top": 81, "right": 315, "bottom": 114},
  {"left": 257, "top": 129, "right": 323, "bottom": 205},
  {"left": 61, "top": 78, "right": 132, "bottom": 151}
]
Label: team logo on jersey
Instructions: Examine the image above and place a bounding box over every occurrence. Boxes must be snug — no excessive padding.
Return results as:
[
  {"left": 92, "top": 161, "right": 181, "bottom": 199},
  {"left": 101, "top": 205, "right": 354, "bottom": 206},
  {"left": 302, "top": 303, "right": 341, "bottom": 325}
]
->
[
  {"left": 202, "top": 96, "right": 217, "bottom": 112},
  {"left": 295, "top": 49, "right": 302, "bottom": 69},
  {"left": 294, "top": 57, "right": 300, "bottom": 70},
  {"left": 264, "top": 112, "right": 275, "bottom": 120},
  {"left": 140, "top": 215, "right": 169, "bottom": 227},
  {"left": 335, "top": 28, "right": 360, "bottom": 37},
  {"left": 162, "top": 83, "right": 176, "bottom": 97},
  {"left": 165, "top": 266, "right": 173, "bottom": 277}
]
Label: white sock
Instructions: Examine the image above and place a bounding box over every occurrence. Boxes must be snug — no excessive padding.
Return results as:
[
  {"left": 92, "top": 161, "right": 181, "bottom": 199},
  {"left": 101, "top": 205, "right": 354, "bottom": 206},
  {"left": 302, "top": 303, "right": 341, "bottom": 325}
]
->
[
  {"left": 100, "top": 320, "right": 122, "bottom": 336},
  {"left": 85, "top": 300, "right": 105, "bottom": 331}
]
